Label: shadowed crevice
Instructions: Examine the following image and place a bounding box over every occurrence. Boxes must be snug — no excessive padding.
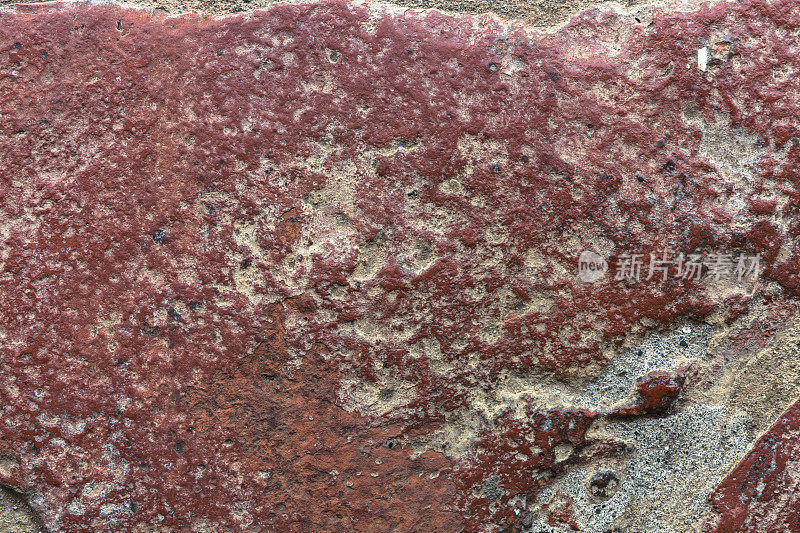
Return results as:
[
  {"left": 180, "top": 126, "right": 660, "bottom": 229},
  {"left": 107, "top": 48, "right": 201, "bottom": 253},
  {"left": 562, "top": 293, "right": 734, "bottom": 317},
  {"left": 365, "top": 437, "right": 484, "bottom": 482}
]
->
[{"left": 0, "top": 483, "right": 47, "bottom": 533}]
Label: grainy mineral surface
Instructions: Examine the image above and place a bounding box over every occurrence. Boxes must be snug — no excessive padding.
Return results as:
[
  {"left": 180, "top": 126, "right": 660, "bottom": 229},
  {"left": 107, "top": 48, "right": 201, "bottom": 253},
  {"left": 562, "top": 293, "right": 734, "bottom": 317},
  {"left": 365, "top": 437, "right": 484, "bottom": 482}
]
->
[{"left": 1, "top": 0, "right": 800, "bottom": 531}]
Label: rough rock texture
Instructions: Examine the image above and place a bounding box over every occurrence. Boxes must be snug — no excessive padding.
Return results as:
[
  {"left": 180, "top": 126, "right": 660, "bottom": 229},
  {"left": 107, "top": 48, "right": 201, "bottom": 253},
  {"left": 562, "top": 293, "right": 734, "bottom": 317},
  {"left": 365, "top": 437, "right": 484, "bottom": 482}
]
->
[
  {"left": 0, "top": 485, "right": 45, "bottom": 532},
  {"left": 1, "top": 0, "right": 800, "bottom": 531},
  {"left": 0, "top": 0, "right": 657, "bottom": 26}
]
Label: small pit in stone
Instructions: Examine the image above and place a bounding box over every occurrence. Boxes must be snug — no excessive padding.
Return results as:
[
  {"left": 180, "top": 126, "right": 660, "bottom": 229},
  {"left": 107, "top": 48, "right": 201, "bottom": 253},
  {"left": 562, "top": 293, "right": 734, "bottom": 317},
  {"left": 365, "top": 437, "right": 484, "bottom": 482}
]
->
[{"left": 588, "top": 471, "right": 620, "bottom": 500}]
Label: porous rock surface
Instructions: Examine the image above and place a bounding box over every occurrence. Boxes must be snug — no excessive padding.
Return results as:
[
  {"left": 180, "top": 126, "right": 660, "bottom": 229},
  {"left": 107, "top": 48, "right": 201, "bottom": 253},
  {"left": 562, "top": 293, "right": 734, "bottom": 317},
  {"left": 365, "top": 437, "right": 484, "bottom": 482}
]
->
[{"left": 1, "top": 0, "right": 800, "bottom": 530}]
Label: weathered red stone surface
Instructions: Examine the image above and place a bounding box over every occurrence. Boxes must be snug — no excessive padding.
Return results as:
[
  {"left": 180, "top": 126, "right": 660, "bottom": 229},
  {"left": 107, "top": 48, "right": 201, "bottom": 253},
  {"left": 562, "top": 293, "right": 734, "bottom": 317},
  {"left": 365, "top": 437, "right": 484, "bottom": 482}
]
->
[
  {"left": 0, "top": 0, "right": 799, "bottom": 530},
  {"left": 706, "top": 399, "right": 800, "bottom": 532}
]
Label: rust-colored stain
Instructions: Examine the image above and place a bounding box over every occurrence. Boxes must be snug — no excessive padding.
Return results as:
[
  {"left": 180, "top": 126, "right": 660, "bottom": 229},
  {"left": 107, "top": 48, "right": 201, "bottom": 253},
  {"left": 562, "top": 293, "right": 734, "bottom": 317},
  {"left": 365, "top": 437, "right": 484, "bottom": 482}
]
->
[
  {"left": 184, "top": 305, "right": 461, "bottom": 531},
  {"left": 0, "top": 0, "right": 799, "bottom": 530},
  {"left": 610, "top": 370, "right": 684, "bottom": 417}
]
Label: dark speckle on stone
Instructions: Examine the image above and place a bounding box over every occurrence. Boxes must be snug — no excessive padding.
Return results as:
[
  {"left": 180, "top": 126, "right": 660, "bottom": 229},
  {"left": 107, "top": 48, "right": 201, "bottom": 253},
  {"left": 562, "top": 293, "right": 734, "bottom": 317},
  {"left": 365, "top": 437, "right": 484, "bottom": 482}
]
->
[
  {"left": 188, "top": 301, "right": 202, "bottom": 311},
  {"left": 679, "top": 339, "right": 689, "bottom": 347},
  {"left": 379, "top": 387, "right": 395, "bottom": 400},
  {"left": 488, "top": 62, "right": 498, "bottom": 71},
  {"left": 482, "top": 476, "right": 503, "bottom": 502},
  {"left": 589, "top": 471, "right": 620, "bottom": 499},
  {"left": 152, "top": 229, "right": 166, "bottom": 243},
  {"left": 168, "top": 308, "right": 182, "bottom": 319}
]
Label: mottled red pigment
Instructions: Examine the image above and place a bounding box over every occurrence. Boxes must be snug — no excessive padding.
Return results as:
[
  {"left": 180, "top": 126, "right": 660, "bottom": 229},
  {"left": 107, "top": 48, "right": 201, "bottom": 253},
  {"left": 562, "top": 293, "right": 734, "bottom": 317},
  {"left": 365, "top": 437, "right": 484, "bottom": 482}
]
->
[
  {"left": 184, "top": 304, "right": 461, "bottom": 531},
  {"left": 611, "top": 370, "right": 684, "bottom": 417},
  {"left": 458, "top": 408, "right": 596, "bottom": 530},
  {"left": 706, "top": 399, "right": 800, "bottom": 532},
  {"left": 543, "top": 491, "right": 580, "bottom": 531},
  {"left": 0, "top": 0, "right": 799, "bottom": 530}
]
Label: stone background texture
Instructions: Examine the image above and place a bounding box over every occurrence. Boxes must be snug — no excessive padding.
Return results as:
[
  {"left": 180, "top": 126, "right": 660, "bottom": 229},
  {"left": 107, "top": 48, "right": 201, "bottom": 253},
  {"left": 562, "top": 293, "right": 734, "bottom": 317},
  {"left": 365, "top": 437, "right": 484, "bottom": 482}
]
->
[{"left": 1, "top": 0, "right": 800, "bottom": 531}]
